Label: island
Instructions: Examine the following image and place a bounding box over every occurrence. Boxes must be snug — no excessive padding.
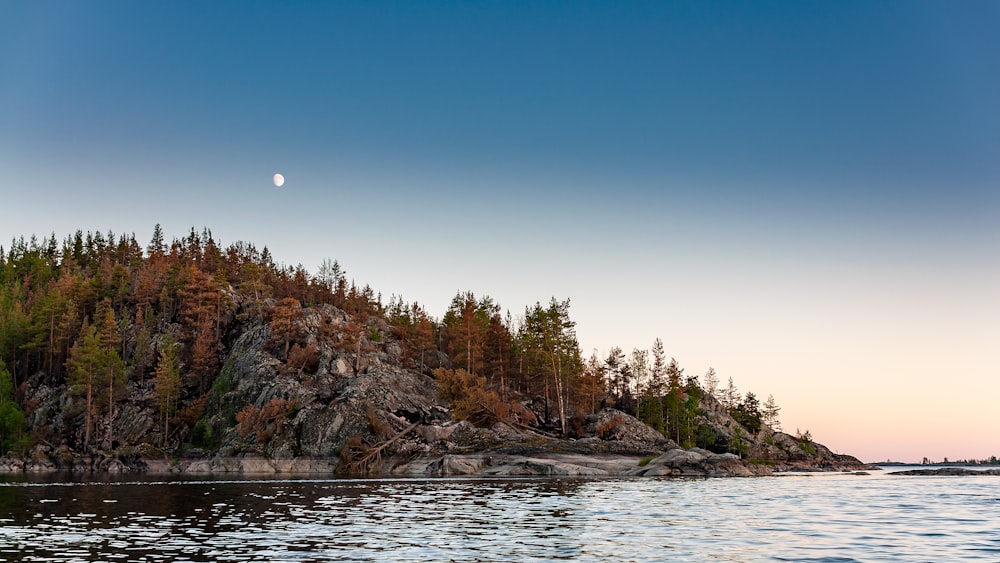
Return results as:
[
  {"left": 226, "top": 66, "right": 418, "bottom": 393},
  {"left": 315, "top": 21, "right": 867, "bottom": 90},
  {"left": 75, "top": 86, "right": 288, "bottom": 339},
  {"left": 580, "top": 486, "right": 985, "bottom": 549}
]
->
[{"left": 0, "top": 227, "right": 869, "bottom": 477}]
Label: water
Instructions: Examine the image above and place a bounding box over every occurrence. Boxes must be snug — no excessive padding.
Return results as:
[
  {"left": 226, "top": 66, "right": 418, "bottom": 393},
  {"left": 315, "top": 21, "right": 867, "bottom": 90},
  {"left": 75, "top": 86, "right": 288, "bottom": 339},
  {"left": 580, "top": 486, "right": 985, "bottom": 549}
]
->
[{"left": 1, "top": 469, "right": 998, "bottom": 562}]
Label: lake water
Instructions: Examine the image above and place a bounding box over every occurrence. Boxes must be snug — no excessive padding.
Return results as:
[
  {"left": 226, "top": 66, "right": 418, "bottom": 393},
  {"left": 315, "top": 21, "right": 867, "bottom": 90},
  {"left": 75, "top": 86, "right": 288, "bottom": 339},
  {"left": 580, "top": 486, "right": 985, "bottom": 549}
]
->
[{"left": 1, "top": 468, "right": 998, "bottom": 562}]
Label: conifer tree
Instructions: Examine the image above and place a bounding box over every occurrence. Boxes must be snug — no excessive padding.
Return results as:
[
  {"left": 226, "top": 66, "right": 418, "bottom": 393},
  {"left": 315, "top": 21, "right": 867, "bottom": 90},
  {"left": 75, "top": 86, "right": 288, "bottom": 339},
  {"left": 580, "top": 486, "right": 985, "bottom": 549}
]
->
[
  {"left": 147, "top": 224, "right": 166, "bottom": 257},
  {"left": 0, "top": 359, "right": 25, "bottom": 454},
  {"left": 153, "top": 335, "right": 182, "bottom": 446},
  {"left": 723, "top": 376, "right": 740, "bottom": 411},
  {"left": 67, "top": 320, "right": 100, "bottom": 450},
  {"left": 95, "top": 301, "right": 125, "bottom": 448},
  {"left": 703, "top": 367, "right": 719, "bottom": 398},
  {"left": 763, "top": 394, "right": 782, "bottom": 432},
  {"left": 520, "top": 298, "right": 581, "bottom": 434}
]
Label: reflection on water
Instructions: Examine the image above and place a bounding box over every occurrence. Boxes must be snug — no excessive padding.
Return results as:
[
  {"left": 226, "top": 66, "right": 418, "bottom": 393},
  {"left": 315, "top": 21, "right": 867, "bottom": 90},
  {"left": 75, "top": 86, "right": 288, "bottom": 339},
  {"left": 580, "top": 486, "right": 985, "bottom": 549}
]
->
[{"left": 1, "top": 471, "right": 999, "bottom": 561}]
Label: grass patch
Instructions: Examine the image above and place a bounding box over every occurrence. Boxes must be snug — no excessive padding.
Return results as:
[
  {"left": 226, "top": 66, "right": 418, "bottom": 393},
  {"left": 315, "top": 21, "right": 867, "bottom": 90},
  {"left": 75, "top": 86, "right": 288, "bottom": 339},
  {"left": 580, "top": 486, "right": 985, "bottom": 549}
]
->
[{"left": 638, "top": 456, "right": 656, "bottom": 467}]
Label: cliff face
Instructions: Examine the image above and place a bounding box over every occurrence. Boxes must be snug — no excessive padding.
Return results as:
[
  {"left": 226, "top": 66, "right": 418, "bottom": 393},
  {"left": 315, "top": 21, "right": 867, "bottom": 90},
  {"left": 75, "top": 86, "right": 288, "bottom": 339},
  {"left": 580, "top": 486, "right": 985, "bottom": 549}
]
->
[
  {"left": 11, "top": 300, "right": 450, "bottom": 472},
  {"left": 3, "top": 297, "right": 865, "bottom": 476}
]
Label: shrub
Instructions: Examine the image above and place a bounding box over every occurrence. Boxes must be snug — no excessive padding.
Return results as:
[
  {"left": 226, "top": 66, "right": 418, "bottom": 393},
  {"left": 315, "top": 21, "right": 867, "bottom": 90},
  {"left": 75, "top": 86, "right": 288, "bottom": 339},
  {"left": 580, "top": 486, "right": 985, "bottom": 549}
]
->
[
  {"left": 434, "top": 368, "right": 535, "bottom": 428},
  {"left": 595, "top": 416, "right": 625, "bottom": 439},
  {"left": 285, "top": 342, "right": 320, "bottom": 375},
  {"left": 235, "top": 397, "right": 296, "bottom": 443}
]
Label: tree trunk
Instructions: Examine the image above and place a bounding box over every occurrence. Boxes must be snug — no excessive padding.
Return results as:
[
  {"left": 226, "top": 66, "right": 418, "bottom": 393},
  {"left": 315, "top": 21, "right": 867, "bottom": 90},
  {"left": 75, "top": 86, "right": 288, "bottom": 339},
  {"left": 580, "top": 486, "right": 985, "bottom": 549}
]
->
[
  {"left": 107, "top": 369, "right": 114, "bottom": 448},
  {"left": 84, "top": 379, "right": 92, "bottom": 450},
  {"left": 551, "top": 349, "right": 567, "bottom": 436}
]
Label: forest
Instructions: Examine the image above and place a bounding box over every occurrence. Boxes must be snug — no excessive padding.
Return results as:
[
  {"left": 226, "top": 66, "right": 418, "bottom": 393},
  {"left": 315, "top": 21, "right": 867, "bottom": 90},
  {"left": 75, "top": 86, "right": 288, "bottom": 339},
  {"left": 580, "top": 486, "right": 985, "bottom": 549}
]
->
[{"left": 0, "top": 226, "right": 782, "bottom": 456}]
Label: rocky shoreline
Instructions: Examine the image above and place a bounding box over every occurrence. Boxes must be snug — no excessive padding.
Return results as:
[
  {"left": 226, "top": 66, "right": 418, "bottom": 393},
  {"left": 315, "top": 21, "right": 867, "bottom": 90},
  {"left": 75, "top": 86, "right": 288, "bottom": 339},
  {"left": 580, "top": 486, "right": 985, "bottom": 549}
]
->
[
  {"left": 1, "top": 421, "right": 872, "bottom": 478},
  {"left": 1, "top": 392, "right": 873, "bottom": 478},
  {"left": 0, "top": 450, "right": 870, "bottom": 478}
]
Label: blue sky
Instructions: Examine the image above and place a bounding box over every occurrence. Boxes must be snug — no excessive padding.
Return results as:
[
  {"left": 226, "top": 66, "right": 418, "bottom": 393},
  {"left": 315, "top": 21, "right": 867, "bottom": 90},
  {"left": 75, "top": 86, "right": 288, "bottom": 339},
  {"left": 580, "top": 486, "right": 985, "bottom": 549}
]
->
[{"left": 2, "top": 1, "right": 999, "bottom": 462}]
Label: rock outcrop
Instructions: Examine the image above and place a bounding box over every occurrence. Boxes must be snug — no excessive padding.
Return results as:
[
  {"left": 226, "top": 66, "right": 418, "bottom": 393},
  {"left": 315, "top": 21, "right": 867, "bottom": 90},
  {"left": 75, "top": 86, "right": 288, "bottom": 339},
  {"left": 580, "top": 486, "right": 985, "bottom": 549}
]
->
[{"left": 2, "top": 297, "right": 868, "bottom": 478}]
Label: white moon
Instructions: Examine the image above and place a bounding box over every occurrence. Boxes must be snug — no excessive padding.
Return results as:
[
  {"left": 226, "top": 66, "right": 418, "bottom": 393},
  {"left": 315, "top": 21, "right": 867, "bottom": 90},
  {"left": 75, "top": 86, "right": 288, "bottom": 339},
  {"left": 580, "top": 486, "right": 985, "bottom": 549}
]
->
[{"left": 273, "top": 173, "right": 285, "bottom": 187}]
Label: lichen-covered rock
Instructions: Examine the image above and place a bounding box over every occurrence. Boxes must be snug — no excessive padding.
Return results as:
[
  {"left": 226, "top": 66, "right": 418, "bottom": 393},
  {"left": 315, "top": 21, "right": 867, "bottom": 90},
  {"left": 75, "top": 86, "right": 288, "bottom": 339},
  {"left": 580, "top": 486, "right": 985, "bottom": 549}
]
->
[{"left": 626, "top": 448, "right": 754, "bottom": 477}]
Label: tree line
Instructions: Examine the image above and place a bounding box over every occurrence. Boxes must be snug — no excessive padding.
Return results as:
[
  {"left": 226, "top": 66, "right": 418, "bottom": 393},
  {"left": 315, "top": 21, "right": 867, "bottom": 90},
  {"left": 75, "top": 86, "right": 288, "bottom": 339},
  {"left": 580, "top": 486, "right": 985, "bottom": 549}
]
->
[{"left": 0, "top": 226, "right": 783, "bottom": 454}]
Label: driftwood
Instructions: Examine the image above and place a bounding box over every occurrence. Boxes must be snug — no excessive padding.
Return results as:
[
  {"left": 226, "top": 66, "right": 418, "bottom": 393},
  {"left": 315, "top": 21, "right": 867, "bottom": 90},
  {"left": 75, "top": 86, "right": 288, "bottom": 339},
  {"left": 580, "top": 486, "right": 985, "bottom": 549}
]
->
[{"left": 346, "top": 422, "right": 419, "bottom": 474}]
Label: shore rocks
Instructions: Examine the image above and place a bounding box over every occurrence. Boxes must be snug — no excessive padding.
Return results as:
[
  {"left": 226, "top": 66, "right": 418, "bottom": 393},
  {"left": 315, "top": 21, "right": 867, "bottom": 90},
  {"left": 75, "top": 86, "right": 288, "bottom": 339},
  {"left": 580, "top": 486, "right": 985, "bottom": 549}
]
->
[{"left": 627, "top": 448, "right": 756, "bottom": 478}]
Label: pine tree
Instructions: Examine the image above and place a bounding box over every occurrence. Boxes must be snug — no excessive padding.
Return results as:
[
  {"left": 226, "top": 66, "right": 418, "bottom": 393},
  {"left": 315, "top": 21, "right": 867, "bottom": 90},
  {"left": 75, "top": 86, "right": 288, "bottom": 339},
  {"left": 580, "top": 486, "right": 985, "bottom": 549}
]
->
[
  {"left": 520, "top": 298, "right": 581, "bottom": 434},
  {"left": 270, "top": 297, "right": 302, "bottom": 361},
  {"left": 0, "top": 358, "right": 25, "bottom": 454},
  {"left": 763, "top": 394, "right": 782, "bottom": 432},
  {"left": 153, "top": 336, "right": 182, "bottom": 447},
  {"left": 723, "top": 376, "right": 740, "bottom": 411},
  {"left": 664, "top": 358, "right": 686, "bottom": 444},
  {"left": 67, "top": 320, "right": 101, "bottom": 450},
  {"left": 95, "top": 302, "right": 125, "bottom": 448},
  {"left": 703, "top": 367, "right": 719, "bottom": 398},
  {"left": 147, "top": 224, "right": 166, "bottom": 257}
]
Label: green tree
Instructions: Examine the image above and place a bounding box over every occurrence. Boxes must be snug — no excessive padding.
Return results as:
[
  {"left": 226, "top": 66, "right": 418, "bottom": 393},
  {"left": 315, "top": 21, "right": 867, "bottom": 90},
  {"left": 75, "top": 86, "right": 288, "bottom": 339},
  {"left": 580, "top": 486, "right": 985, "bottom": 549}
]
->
[
  {"left": 722, "top": 376, "right": 740, "bottom": 410},
  {"left": 153, "top": 335, "right": 182, "bottom": 447},
  {"left": 441, "top": 291, "right": 490, "bottom": 378},
  {"left": 95, "top": 302, "right": 125, "bottom": 449},
  {"left": 0, "top": 359, "right": 26, "bottom": 454},
  {"left": 147, "top": 224, "right": 166, "bottom": 256},
  {"left": 520, "top": 298, "right": 581, "bottom": 434},
  {"left": 636, "top": 343, "right": 664, "bottom": 433},
  {"left": 734, "top": 391, "right": 763, "bottom": 435},
  {"left": 703, "top": 367, "right": 719, "bottom": 398},
  {"left": 763, "top": 394, "right": 782, "bottom": 432},
  {"left": 66, "top": 305, "right": 124, "bottom": 451},
  {"left": 67, "top": 320, "right": 101, "bottom": 450},
  {"left": 604, "top": 346, "right": 632, "bottom": 413},
  {"left": 663, "top": 358, "right": 686, "bottom": 444}
]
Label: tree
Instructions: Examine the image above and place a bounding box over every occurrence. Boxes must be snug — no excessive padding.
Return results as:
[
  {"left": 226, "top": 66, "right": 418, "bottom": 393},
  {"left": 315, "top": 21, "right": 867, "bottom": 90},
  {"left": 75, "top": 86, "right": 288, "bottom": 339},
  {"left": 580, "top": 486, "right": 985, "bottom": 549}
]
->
[
  {"left": 722, "top": 376, "right": 740, "bottom": 410},
  {"left": 441, "top": 292, "right": 489, "bottom": 378},
  {"left": 581, "top": 351, "right": 605, "bottom": 414},
  {"left": 637, "top": 339, "right": 667, "bottom": 433},
  {"left": 66, "top": 302, "right": 125, "bottom": 451},
  {"left": 315, "top": 258, "right": 344, "bottom": 296},
  {"left": 0, "top": 359, "right": 26, "bottom": 454},
  {"left": 147, "top": 224, "right": 166, "bottom": 257},
  {"left": 604, "top": 346, "right": 632, "bottom": 414},
  {"left": 628, "top": 348, "right": 649, "bottom": 397},
  {"left": 270, "top": 297, "right": 303, "bottom": 361},
  {"left": 703, "top": 367, "right": 719, "bottom": 398},
  {"left": 633, "top": 346, "right": 662, "bottom": 433},
  {"left": 153, "top": 335, "right": 182, "bottom": 446},
  {"left": 649, "top": 339, "right": 666, "bottom": 398},
  {"left": 520, "top": 298, "right": 581, "bottom": 435},
  {"left": 67, "top": 320, "right": 101, "bottom": 450},
  {"left": 763, "top": 394, "right": 782, "bottom": 432},
  {"left": 664, "top": 358, "right": 686, "bottom": 444},
  {"left": 95, "top": 302, "right": 125, "bottom": 449},
  {"left": 734, "top": 391, "right": 762, "bottom": 435}
]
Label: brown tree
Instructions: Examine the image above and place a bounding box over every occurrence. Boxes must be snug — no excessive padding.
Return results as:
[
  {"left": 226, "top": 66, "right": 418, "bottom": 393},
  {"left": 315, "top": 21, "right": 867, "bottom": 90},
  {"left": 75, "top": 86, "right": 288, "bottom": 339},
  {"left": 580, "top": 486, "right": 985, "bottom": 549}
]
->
[{"left": 269, "top": 297, "right": 302, "bottom": 361}]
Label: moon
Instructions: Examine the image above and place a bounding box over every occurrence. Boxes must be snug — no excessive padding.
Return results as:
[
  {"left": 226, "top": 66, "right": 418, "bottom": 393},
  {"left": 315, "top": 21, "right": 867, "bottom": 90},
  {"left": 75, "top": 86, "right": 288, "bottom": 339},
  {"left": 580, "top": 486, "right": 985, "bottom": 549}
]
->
[{"left": 273, "top": 173, "right": 285, "bottom": 187}]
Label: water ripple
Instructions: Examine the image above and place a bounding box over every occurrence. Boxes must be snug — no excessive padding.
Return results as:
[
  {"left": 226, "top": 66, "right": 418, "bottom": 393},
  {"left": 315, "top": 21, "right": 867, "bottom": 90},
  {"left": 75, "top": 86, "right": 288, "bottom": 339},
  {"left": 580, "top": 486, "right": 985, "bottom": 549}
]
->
[{"left": 1, "top": 472, "right": 999, "bottom": 561}]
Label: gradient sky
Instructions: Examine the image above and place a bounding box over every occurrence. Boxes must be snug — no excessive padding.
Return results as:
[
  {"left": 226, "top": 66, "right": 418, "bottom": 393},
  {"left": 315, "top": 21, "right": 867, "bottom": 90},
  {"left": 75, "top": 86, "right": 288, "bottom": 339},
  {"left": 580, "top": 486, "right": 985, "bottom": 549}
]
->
[{"left": 2, "top": 1, "right": 998, "bottom": 463}]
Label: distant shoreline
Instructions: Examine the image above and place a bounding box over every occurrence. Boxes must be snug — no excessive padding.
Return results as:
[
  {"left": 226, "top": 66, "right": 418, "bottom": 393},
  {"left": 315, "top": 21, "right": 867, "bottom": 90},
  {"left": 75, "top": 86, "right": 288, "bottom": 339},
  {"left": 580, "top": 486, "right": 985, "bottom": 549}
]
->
[{"left": 875, "top": 461, "right": 1000, "bottom": 467}]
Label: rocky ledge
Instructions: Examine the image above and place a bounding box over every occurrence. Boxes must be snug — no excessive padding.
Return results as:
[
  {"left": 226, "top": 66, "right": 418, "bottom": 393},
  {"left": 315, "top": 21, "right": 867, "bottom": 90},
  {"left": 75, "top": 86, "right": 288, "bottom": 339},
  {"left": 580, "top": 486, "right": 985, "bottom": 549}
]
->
[
  {"left": 392, "top": 449, "right": 765, "bottom": 478},
  {"left": 0, "top": 407, "right": 871, "bottom": 478}
]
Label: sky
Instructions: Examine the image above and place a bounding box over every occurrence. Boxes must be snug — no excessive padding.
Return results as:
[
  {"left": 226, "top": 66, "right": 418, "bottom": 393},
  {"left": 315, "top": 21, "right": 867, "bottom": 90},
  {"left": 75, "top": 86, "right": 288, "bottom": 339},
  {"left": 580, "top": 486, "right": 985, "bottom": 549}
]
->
[{"left": 2, "top": 1, "right": 998, "bottom": 463}]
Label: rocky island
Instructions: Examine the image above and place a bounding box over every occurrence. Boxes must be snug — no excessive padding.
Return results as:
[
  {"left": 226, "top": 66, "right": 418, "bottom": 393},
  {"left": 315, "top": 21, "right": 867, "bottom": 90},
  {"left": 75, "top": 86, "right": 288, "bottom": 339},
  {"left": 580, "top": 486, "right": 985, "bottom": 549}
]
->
[{"left": 0, "top": 228, "right": 869, "bottom": 477}]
